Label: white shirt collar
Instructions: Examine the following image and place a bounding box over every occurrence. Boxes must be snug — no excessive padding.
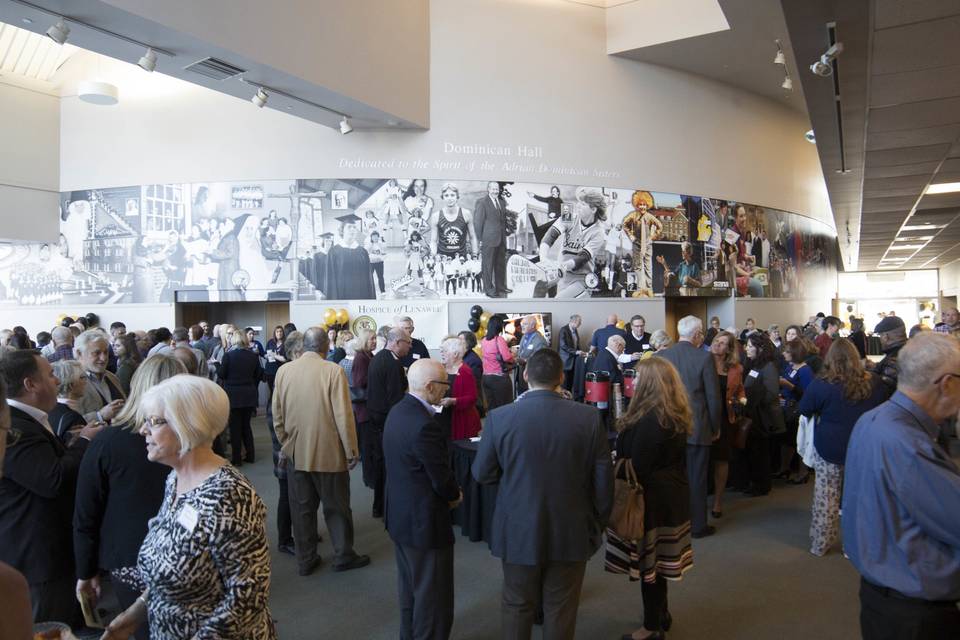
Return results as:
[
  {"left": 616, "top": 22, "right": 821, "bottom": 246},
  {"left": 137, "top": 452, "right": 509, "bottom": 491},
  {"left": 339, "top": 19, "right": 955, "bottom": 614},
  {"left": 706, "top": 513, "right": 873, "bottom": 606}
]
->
[{"left": 7, "top": 399, "right": 54, "bottom": 434}]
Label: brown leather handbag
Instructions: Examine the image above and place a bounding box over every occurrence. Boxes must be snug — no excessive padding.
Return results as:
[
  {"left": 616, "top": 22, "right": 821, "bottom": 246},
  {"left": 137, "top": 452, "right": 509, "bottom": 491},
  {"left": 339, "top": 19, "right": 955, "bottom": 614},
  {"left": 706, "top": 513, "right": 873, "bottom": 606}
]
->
[
  {"left": 732, "top": 416, "right": 753, "bottom": 450},
  {"left": 610, "top": 458, "right": 645, "bottom": 542}
]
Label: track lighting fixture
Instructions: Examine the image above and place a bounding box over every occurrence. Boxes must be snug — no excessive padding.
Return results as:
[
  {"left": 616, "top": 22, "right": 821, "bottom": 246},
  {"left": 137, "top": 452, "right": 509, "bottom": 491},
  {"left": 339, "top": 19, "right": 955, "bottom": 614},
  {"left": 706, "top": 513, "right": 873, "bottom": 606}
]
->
[
  {"left": 138, "top": 48, "right": 157, "bottom": 72},
  {"left": 773, "top": 40, "right": 786, "bottom": 65},
  {"left": 810, "top": 42, "right": 843, "bottom": 77},
  {"left": 804, "top": 130, "right": 816, "bottom": 144},
  {"left": 782, "top": 75, "right": 793, "bottom": 90},
  {"left": 45, "top": 18, "right": 69, "bottom": 44},
  {"left": 251, "top": 87, "right": 268, "bottom": 108},
  {"left": 339, "top": 117, "right": 354, "bottom": 135}
]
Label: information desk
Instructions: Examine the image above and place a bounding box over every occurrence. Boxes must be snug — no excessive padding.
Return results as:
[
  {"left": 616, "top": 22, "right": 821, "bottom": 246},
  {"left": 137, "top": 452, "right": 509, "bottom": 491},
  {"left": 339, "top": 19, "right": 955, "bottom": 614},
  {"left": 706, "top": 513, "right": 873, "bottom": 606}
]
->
[{"left": 449, "top": 438, "right": 498, "bottom": 543}]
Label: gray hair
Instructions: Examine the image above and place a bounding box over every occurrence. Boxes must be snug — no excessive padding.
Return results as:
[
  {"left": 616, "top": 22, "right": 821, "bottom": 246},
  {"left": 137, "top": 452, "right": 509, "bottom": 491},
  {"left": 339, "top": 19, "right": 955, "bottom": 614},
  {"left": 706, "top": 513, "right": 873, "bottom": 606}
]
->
[
  {"left": 607, "top": 335, "right": 626, "bottom": 349},
  {"left": 440, "top": 337, "right": 465, "bottom": 360},
  {"left": 51, "top": 326, "right": 73, "bottom": 346},
  {"left": 650, "top": 329, "right": 673, "bottom": 350},
  {"left": 768, "top": 324, "right": 780, "bottom": 333},
  {"left": 897, "top": 332, "right": 960, "bottom": 392},
  {"left": 677, "top": 315, "right": 702, "bottom": 339},
  {"left": 284, "top": 331, "right": 304, "bottom": 360},
  {"left": 303, "top": 326, "right": 329, "bottom": 354},
  {"left": 569, "top": 314, "right": 581, "bottom": 323},
  {"left": 387, "top": 327, "right": 408, "bottom": 344},
  {"left": 140, "top": 375, "right": 229, "bottom": 454},
  {"left": 681, "top": 241, "right": 693, "bottom": 253},
  {"left": 172, "top": 327, "right": 189, "bottom": 343},
  {"left": 52, "top": 360, "right": 85, "bottom": 398},
  {"left": 74, "top": 329, "right": 109, "bottom": 355}
]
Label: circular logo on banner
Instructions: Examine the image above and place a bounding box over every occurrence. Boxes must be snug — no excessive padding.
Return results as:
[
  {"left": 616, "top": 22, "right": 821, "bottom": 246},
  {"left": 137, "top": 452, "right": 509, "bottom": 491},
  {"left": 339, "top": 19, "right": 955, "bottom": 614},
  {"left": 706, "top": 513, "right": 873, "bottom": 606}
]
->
[{"left": 352, "top": 315, "right": 377, "bottom": 335}]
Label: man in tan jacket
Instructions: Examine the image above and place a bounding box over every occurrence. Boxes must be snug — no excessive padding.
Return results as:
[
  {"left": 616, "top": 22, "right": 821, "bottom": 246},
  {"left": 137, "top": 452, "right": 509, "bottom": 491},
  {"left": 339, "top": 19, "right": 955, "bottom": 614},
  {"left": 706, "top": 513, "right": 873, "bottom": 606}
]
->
[{"left": 273, "top": 326, "right": 370, "bottom": 576}]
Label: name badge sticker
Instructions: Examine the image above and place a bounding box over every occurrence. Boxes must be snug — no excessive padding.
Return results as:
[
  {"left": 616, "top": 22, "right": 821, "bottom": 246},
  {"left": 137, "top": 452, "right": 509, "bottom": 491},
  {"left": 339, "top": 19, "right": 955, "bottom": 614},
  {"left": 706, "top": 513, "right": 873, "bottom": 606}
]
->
[
  {"left": 177, "top": 504, "right": 199, "bottom": 533},
  {"left": 412, "top": 354, "right": 421, "bottom": 360},
  {"left": 748, "top": 370, "right": 760, "bottom": 379},
  {"left": 642, "top": 344, "right": 650, "bottom": 350}
]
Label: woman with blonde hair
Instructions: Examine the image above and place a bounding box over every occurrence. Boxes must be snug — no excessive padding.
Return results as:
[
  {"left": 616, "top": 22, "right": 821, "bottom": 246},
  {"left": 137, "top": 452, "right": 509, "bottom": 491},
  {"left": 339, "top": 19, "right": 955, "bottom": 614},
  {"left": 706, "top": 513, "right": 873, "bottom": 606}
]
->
[
  {"left": 708, "top": 330, "right": 745, "bottom": 518},
  {"left": 798, "top": 338, "right": 885, "bottom": 556},
  {"left": 219, "top": 325, "right": 263, "bottom": 466},
  {"left": 48, "top": 359, "right": 89, "bottom": 443},
  {"left": 74, "top": 354, "right": 187, "bottom": 640},
  {"left": 640, "top": 330, "right": 672, "bottom": 360},
  {"left": 608, "top": 357, "right": 694, "bottom": 640}
]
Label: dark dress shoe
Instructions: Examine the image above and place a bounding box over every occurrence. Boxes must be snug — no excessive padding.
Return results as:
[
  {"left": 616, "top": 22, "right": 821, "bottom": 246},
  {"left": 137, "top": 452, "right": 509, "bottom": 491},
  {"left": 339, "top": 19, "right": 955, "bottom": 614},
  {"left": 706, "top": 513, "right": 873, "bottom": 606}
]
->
[
  {"left": 662, "top": 610, "right": 673, "bottom": 631},
  {"left": 278, "top": 543, "right": 295, "bottom": 556},
  {"left": 691, "top": 525, "right": 716, "bottom": 539},
  {"left": 372, "top": 507, "right": 383, "bottom": 518},
  {"left": 298, "top": 557, "right": 322, "bottom": 576},
  {"left": 333, "top": 554, "right": 371, "bottom": 572},
  {"left": 744, "top": 487, "right": 770, "bottom": 497},
  {"left": 711, "top": 510, "right": 723, "bottom": 518},
  {"left": 244, "top": 455, "right": 255, "bottom": 464},
  {"left": 787, "top": 474, "right": 810, "bottom": 485}
]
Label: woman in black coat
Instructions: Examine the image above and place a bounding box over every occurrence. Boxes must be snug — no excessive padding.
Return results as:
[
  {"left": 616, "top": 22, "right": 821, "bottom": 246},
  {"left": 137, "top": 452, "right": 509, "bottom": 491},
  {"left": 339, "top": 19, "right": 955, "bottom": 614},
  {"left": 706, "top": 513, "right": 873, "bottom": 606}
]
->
[
  {"left": 608, "top": 357, "right": 694, "bottom": 640},
  {"left": 74, "top": 354, "right": 186, "bottom": 640},
  {"left": 742, "top": 333, "right": 785, "bottom": 496},
  {"left": 220, "top": 329, "right": 264, "bottom": 465}
]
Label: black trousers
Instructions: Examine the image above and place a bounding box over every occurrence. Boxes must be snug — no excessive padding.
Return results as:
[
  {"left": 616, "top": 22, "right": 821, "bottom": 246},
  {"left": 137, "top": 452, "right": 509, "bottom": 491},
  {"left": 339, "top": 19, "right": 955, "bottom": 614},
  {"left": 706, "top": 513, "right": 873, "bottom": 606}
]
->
[
  {"left": 481, "top": 241, "right": 507, "bottom": 296},
  {"left": 745, "top": 432, "right": 771, "bottom": 494},
  {"left": 395, "top": 543, "right": 455, "bottom": 640},
  {"left": 640, "top": 575, "right": 669, "bottom": 632},
  {"left": 228, "top": 406, "right": 255, "bottom": 464},
  {"left": 501, "top": 560, "right": 586, "bottom": 640},
  {"left": 562, "top": 368, "right": 575, "bottom": 392},
  {"left": 686, "top": 444, "right": 710, "bottom": 534},
  {"left": 277, "top": 477, "right": 293, "bottom": 545},
  {"left": 860, "top": 578, "right": 960, "bottom": 639},
  {"left": 482, "top": 374, "right": 513, "bottom": 411}
]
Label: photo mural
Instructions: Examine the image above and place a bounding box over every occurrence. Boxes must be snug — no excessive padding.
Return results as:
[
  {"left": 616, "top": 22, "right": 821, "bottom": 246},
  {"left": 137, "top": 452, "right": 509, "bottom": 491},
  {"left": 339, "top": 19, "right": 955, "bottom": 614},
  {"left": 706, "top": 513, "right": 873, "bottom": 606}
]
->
[{"left": 0, "top": 178, "right": 836, "bottom": 305}]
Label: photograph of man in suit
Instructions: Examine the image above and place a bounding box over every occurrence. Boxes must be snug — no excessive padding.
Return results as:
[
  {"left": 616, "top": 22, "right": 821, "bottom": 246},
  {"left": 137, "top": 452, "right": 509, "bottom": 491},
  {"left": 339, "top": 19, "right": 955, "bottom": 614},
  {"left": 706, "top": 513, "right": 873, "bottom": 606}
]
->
[
  {"left": 558, "top": 314, "right": 583, "bottom": 391},
  {"left": 655, "top": 315, "right": 721, "bottom": 538},
  {"left": 473, "top": 181, "right": 511, "bottom": 297},
  {"left": 472, "top": 349, "right": 613, "bottom": 640},
  {"left": 384, "top": 360, "right": 463, "bottom": 640}
]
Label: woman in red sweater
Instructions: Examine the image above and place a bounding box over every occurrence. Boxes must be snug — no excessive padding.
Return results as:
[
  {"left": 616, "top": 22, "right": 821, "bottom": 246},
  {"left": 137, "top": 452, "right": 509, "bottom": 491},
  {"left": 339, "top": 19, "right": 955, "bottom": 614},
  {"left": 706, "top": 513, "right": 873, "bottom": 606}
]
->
[{"left": 439, "top": 336, "right": 481, "bottom": 440}]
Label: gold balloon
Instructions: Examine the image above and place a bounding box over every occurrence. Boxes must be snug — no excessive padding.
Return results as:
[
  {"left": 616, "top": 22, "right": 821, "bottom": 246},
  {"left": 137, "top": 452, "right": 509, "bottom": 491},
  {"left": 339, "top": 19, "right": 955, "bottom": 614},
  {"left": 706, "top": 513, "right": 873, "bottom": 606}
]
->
[
  {"left": 479, "top": 312, "right": 491, "bottom": 328},
  {"left": 476, "top": 325, "right": 486, "bottom": 339},
  {"left": 323, "top": 308, "right": 338, "bottom": 326},
  {"left": 616, "top": 320, "right": 626, "bottom": 329},
  {"left": 336, "top": 308, "right": 349, "bottom": 325}
]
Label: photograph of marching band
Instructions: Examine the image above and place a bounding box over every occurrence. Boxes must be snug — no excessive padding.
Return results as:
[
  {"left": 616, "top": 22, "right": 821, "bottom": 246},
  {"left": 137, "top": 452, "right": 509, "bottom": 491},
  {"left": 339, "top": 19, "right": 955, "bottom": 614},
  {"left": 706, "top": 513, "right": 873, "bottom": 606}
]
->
[{"left": 0, "top": 178, "right": 835, "bottom": 305}]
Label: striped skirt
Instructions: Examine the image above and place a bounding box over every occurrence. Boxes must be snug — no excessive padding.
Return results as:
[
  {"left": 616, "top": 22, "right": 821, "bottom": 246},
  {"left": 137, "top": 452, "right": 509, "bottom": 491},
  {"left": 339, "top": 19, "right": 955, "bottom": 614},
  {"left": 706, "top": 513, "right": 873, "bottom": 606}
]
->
[{"left": 604, "top": 522, "right": 693, "bottom": 583}]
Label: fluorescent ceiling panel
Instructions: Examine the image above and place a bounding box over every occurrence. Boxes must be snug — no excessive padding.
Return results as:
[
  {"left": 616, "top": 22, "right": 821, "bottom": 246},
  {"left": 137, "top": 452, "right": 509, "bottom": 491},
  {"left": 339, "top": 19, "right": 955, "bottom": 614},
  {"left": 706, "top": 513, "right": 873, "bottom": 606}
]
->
[{"left": 926, "top": 182, "right": 960, "bottom": 194}]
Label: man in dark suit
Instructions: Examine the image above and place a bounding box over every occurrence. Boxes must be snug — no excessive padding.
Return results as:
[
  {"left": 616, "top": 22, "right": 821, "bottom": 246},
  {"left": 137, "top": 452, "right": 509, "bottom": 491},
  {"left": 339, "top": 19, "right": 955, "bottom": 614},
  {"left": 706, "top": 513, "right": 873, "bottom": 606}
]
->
[
  {"left": 473, "top": 349, "right": 613, "bottom": 640},
  {"left": 395, "top": 316, "right": 431, "bottom": 368},
  {"left": 473, "top": 181, "right": 510, "bottom": 297},
  {"left": 384, "top": 360, "right": 462, "bottom": 640},
  {"left": 0, "top": 351, "right": 103, "bottom": 625},
  {"left": 588, "top": 334, "right": 625, "bottom": 386},
  {"left": 558, "top": 314, "right": 583, "bottom": 391},
  {"left": 366, "top": 327, "right": 411, "bottom": 517},
  {"left": 655, "top": 315, "right": 722, "bottom": 538}
]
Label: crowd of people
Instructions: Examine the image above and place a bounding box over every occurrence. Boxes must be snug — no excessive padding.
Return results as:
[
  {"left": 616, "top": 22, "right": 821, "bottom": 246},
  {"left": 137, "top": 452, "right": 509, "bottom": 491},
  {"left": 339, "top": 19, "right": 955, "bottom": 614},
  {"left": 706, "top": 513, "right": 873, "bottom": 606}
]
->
[{"left": 0, "top": 304, "right": 957, "bottom": 640}]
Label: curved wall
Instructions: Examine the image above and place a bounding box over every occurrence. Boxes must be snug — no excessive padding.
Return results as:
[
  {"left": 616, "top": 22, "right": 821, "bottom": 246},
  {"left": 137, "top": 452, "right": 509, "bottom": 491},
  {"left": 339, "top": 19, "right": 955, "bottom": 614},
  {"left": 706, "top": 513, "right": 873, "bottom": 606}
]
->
[{"left": 56, "top": 0, "right": 832, "bottom": 230}]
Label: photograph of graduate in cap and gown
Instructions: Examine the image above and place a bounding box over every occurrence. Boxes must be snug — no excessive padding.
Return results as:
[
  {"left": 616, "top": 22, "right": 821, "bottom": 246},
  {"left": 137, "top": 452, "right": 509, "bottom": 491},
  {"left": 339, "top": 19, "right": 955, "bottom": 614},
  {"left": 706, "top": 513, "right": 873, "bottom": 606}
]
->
[{"left": 321, "top": 213, "right": 377, "bottom": 300}]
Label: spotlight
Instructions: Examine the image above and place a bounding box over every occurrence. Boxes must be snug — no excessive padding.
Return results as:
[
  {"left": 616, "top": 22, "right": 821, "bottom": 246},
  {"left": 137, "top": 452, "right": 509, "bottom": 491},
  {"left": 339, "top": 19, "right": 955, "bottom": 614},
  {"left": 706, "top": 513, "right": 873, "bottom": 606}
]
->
[
  {"left": 782, "top": 76, "right": 793, "bottom": 90},
  {"left": 251, "top": 87, "right": 268, "bottom": 108},
  {"left": 773, "top": 39, "right": 786, "bottom": 65},
  {"left": 46, "top": 18, "right": 70, "bottom": 45},
  {"left": 339, "top": 117, "right": 353, "bottom": 135},
  {"left": 137, "top": 48, "right": 157, "bottom": 72},
  {"left": 810, "top": 42, "right": 843, "bottom": 77}
]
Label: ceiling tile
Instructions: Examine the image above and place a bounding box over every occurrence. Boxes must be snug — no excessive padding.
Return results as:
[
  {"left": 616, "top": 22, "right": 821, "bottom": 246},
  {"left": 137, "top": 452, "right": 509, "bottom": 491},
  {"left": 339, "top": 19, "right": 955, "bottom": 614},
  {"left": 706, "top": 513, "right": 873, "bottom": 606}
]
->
[
  {"left": 863, "top": 196, "right": 918, "bottom": 212},
  {"left": 868, "top": 98, "right": 960, "bottom": 133},
  {"left": 872, "top": 16, "right": 960, "bottom": 75},
  {"left": 874, "top": 0, "right": 960, "bottom": 30},
  {"left": 942, "top": 158, "right": 960, "bottom": 172},
  {"left": 917, "top": 192, "right": 960, "bottom": 209},
  {"left": 864, "top": 161, "right": 941, "bottom": 178},
  {"left": 865, "top": 143, "right": 949, "bottom": 166},
  {"left": 865, "top": 124, "right": 960, "bottom": 150},
  {"left": 870, "top": 65, "right": 960, "bottom": 108}
]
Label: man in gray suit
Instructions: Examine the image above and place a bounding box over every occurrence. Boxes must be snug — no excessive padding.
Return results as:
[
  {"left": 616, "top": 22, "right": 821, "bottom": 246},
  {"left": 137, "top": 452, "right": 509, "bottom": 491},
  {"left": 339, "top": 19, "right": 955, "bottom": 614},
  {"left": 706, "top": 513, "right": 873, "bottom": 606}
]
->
[
  {"left": 473, "top": 181, "right": 510, "bottom": 297},
  {"left": 473, "top": 349, "right": 613, "bottom": 640},
  {"left": 656, "top": 315, "right": 721, "bottom": 538}
]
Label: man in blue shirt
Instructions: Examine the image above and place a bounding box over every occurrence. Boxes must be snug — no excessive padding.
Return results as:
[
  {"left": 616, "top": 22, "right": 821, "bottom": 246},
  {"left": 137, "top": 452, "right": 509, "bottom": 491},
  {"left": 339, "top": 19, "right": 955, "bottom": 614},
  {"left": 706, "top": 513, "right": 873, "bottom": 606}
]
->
[
  {"left": 842, "top": 332, "right": 960, "bottom": 638},
  {"left": 589, "top": 314, "right": 627, "bottom": 354},
  {"left": 656, "top": 241, "right": 702, "bottom": 290}
]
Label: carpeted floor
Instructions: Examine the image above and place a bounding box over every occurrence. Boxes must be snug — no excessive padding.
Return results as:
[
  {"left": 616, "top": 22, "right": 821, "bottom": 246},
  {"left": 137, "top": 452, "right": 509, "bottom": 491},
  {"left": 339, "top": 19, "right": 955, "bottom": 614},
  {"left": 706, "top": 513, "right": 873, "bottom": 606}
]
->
[{"left": 242, "top": 416, "right": 862, "bottom": 639}]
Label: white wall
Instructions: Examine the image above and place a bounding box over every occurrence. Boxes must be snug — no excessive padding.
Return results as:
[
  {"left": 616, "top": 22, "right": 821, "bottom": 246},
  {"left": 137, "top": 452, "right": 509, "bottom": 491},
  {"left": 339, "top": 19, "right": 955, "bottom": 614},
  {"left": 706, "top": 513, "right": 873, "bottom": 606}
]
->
[
  {"left": 0, "top": 303, "right": 174, "bottom": 338},
  {"left": 0, "top": 82, "right": 59, "bottom": 242},
  {"left": 56, "top": 0, "right": 831, "bottom": 232},
  {"left": 940, "top": 261, "right": 960, "bottom": 297},
  {"left": 734, "top": 298, "right": 832, "bottom": 334}
]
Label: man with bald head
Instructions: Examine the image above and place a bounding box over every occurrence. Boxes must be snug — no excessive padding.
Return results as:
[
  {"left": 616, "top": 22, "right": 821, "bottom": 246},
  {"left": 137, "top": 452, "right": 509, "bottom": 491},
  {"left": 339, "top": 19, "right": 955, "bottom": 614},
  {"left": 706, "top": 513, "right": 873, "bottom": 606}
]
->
[
  {"left": 589, "top": 313, "right": 627, "bottom": 353},
  {"left": 366, "top": 327, "right": 411, "bottom": 518},
  {"left": 842, "top": 332, "right": 960, "bottom": 638},
  {"left": 384, "top": 359, "right": 462, "bottom": 639},
  {"left": 273, "top": 326, "right": 369, "bottom": 576}
]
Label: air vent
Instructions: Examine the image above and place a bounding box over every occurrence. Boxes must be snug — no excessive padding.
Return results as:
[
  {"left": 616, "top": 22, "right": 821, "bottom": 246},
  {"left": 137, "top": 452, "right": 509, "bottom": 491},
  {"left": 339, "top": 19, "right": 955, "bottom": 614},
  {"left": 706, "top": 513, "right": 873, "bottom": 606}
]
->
[{"left": 183, "top": 57, "right": 246, "bottom": 81}]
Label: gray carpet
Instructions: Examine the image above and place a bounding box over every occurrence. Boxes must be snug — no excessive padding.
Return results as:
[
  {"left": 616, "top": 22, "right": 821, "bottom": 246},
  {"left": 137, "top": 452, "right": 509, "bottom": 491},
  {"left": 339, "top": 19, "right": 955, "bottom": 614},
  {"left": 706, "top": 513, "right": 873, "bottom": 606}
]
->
[{"left": 241, "top": 417, "right": 861, "bottom": 639}]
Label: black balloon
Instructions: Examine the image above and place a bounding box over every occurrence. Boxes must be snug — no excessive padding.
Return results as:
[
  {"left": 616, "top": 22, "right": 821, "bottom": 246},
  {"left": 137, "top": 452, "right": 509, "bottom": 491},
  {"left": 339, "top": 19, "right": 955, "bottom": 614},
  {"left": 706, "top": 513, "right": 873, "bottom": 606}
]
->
[
  {"left": 470, "top": 305, "right": 483, "bottom": 319},
  {"left": 467, "top": 317, "right": 480, "bottom": 332}
]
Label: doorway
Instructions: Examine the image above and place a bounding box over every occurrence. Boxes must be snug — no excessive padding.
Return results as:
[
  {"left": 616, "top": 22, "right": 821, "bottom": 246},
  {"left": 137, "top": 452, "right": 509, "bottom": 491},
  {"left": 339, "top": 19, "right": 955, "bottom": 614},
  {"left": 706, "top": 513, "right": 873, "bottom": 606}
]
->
[
  {"left": 664, "top": 298, "right": 708, "bottom": 341},
  {"left": 176, "top": 301, "right": 290, "bottom": 342}
]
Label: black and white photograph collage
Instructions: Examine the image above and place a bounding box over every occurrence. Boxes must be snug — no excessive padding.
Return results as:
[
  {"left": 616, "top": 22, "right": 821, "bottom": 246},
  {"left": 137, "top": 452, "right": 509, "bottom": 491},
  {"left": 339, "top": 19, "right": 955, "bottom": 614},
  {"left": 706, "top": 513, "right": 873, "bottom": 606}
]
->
[{"left": 0, "top": 178, "right": 836, "bottom": 305}]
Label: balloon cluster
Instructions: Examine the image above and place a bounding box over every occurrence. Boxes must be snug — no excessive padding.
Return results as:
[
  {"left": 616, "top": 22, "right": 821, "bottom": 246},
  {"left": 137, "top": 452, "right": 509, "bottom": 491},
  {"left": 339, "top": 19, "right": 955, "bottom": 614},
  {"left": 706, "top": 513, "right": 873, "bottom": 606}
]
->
[
  {"left": 322, "top": 307, "right": 351, "bottom": 331},
  {"left": 467, "top": 305, "right": 492, "bottom": 340}
]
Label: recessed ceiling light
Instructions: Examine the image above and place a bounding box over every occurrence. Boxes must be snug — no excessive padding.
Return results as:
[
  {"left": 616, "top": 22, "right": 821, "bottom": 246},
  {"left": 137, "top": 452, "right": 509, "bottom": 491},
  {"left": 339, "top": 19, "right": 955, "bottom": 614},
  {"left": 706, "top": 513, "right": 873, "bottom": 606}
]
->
[
  {"left": 925, "top": 182, "right": 960, "bottom": 195},
  {"left": 901, "top": 224, "right": 947, "bottom": 231},
  {"left": 887, "top": 244, "right": 924, "bottom": 251}
]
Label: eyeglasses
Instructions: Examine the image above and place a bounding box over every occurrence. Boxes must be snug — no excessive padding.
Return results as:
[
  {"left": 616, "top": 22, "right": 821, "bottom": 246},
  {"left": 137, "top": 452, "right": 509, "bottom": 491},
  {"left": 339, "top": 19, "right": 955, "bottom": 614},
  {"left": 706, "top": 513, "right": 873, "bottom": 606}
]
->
[
  {"left": 429, "top": 380, "right": 451, "bottom": 387},
  {"left": 933, "top": 372, "right": 960, "bottom": 385},
  {"left": 398, "top": 339, "right": 412, "bottom": 345},
  {"left": 142, "top": 416, "right": 169, "bottom": 430}
]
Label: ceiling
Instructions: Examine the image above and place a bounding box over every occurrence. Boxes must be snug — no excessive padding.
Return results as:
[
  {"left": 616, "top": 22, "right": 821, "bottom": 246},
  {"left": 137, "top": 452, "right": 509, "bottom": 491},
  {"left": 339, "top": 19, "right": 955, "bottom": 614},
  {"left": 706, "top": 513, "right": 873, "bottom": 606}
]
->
[
  {"left": 0, "top": 20, "right": 75, "bottom": 84},
  {"left": 782, "top": 0, "right": 960, "bottom": 271},
  {"left": 613, "top": 0, "right": 808, "bottom": 113}
]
